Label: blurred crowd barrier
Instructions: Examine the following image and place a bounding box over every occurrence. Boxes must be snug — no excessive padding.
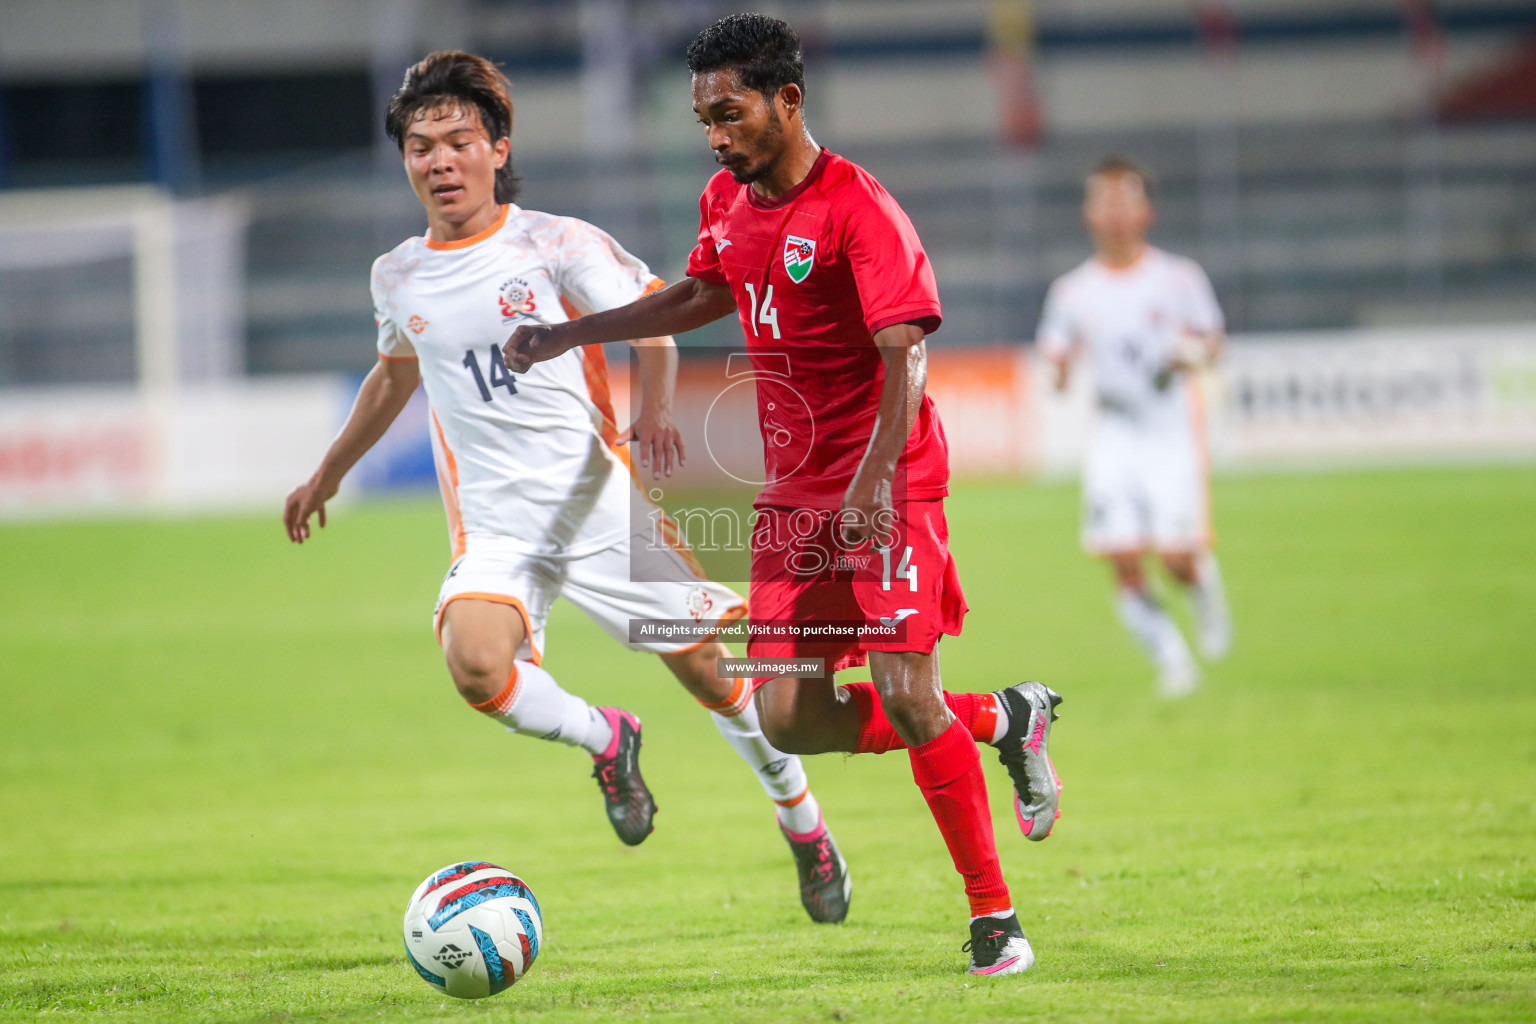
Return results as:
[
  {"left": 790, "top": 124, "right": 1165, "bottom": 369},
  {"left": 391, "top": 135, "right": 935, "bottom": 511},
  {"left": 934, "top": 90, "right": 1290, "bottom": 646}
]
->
[
  {"left": 3, "top": 325, "right": 1533, "bottom": 519},
  {"left": 0, "top": 378, "right": 342, "bottom": 516},
  {"left": 9, "top": 114, "right": 1531, "bottom": 393},
  {"left": 231, "top": 116, "right": 1536, "bottom": 375}
]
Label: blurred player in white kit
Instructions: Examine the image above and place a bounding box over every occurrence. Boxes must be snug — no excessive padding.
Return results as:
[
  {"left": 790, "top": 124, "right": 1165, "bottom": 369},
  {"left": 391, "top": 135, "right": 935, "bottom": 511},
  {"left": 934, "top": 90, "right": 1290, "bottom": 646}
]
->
[{"left": 1036, "top": 156, "right": 1233, "bottom": 697}]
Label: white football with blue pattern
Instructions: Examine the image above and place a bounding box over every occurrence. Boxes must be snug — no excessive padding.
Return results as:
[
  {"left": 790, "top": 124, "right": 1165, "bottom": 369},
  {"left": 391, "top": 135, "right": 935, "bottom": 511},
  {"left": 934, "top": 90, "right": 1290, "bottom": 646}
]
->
[{"left": 402, "top": 861, "right": 542, "bottom": 999}]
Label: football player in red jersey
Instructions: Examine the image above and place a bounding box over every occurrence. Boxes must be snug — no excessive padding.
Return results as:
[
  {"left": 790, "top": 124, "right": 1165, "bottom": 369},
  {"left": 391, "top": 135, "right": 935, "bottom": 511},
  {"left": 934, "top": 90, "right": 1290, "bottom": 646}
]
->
[
  {"left": 505, "top": 13, "right": 1063, "bottom": 975},
  {"left": 284, "top": 49, "right": 849, "bottom": 925}
]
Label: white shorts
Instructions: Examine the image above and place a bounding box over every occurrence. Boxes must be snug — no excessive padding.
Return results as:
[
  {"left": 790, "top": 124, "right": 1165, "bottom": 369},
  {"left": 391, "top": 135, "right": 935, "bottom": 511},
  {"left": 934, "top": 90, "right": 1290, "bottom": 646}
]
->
[
  {"left": 432, "top": 530, "right": 745, "bottom": 663},
  {"left": 1081, "top": 427, "right": 1211, "bottom": 555}
]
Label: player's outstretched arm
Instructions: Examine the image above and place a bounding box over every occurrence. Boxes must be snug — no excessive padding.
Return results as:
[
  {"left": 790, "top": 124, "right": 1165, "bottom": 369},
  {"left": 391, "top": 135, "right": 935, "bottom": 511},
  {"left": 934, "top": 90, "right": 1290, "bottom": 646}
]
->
[
  {"left": 503, "top": 277, "right": 735, "bottom": 373},
  {"left": 839, "top": 324, "right": 928, "bottom": 546},
  {"left": 617, "top": 336, "right": 685, "bottom": 478},
  {"left": 283, "top": 357, "right": 421, "bottom": 543}
]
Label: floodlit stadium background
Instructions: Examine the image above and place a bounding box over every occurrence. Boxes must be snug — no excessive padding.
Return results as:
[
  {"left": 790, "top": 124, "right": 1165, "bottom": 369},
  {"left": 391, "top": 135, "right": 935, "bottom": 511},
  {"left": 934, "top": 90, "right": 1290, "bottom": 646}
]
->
[
  {"left": 4, "top": 5, "right": 1536, "bottom": 1020},
  {"left": 2, "top": 0, "right": 1534, "bottom": 511}
]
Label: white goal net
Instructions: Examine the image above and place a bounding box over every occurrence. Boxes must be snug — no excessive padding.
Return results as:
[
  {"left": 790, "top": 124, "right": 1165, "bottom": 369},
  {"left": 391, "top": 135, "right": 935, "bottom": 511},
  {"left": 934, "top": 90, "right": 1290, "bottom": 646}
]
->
[{"left": 0, "top": 185, "right": 246, "bottom": 393}]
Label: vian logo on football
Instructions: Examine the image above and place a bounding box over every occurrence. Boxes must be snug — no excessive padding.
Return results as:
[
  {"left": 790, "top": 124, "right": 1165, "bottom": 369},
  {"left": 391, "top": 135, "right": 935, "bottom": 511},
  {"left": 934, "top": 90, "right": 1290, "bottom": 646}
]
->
[{"left": 783, "top": 235, "right": 816, "bottom": 283}]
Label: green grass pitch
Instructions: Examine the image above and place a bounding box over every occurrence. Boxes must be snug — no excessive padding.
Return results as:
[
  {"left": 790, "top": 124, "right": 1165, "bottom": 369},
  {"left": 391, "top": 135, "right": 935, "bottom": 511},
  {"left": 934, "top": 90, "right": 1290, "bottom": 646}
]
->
[{"left": 2, "top": 466, "right": 1534, "bottom": 1023}]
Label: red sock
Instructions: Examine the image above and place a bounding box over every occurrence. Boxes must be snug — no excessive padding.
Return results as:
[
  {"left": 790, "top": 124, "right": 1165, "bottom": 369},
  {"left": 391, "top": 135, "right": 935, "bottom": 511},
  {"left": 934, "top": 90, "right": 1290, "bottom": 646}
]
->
[
  {"left": 947, "top": 691, "right": 1000, "bottom": 745},
  {"left": 909, "top": 720, "right": 1012, "bottom": 916},
  {"left": 844, "top": 682, "right": 901, "bottom": 753},
  {"left": 844, "top": 682, "right": 998, "bottom": 753}
]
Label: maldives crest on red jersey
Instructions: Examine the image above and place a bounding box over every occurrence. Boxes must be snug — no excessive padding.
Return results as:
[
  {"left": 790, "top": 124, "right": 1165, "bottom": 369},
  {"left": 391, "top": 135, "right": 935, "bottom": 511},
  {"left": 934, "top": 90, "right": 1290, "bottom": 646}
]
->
[{"left": 783, "top": 235, "right": 816, "bottom": 283}]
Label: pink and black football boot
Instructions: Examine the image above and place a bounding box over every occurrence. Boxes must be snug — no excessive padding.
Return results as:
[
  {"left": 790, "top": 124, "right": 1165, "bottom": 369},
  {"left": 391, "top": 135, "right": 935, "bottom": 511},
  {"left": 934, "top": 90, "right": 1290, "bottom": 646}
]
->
[
  {"left": 779, "top": 814, "right": 851, "bottom": 924},
  {"left": 964, "top": 912, "right": 1035, "bottom": 976},
  {"left": 590, "top": 708, "right": 656, "bottom": 846}
]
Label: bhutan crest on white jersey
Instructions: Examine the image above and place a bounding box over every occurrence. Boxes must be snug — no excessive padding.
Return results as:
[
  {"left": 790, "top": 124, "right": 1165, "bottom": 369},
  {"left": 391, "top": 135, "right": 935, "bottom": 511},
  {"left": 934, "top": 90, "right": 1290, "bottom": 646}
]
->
[
  {"left": 686, "top": 585, "right": 715, "bottom": 623},
  {"left": 497, "top": 276, "right": 539, "bottom": 322}
]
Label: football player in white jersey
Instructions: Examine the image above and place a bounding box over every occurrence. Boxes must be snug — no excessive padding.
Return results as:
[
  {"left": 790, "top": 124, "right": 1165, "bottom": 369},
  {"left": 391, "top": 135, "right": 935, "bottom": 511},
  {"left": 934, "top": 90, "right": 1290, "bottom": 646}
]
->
[
  {"left": 282, "top": 51, "right": 850, "bottom": 922},
  {"left": 1036, "top": 156, "right": 1233, "bottom": 698}
]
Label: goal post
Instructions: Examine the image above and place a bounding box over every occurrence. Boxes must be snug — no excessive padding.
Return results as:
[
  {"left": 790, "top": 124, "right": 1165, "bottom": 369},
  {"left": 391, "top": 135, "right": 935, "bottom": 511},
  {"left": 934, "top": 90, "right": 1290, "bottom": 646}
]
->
[{"left": 0, "top": 184, "right": 247, "bottom": 398}]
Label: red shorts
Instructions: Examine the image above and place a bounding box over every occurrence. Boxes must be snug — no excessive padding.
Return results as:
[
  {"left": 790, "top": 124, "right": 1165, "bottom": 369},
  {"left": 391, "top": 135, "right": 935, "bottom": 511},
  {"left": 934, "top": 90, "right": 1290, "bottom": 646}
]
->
[{"left": 746, "top": 499, "right": 967, "bottom": 683}]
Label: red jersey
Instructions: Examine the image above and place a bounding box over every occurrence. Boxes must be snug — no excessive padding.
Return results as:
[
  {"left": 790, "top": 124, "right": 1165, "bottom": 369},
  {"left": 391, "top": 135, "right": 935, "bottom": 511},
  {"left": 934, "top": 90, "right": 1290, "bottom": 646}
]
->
[{"left": 686, "top": 148, "right": 950, "bottom": 509}]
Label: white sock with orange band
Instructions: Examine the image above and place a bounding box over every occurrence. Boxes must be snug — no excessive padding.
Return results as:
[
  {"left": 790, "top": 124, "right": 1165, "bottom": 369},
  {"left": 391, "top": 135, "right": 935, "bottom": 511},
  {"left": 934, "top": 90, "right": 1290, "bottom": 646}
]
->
[
  {"left": 468, "top": 660, "right": 613, "bottom": 756},
  {"left": 702, "top": 677, "right": 822, "bottom": 836}
]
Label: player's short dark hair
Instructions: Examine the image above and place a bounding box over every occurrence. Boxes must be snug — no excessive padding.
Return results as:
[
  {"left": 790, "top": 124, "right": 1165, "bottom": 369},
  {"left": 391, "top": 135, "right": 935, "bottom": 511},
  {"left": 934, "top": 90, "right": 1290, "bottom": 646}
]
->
[
  {"left": 384, "top": 50, "right": 521, "bottom": 204},
  {"left": 1087, "top": 155, "right": 1157, "bottom": 200},
  {"left": 685, "top": 13, "right": 806, "bottom": 99}
]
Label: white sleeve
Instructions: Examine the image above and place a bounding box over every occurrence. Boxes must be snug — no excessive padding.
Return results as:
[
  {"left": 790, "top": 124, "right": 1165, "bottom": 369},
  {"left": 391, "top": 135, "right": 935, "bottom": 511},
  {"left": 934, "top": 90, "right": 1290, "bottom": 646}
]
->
[
  {"left": 1181, "top": 260, "right": 1225, "bottom": 335},
  {"left": 370, "top": 255, "right": 417, "bottom": 360},
  {"left": 552, "top": 218, "right": 663, "bottom": 318},
  {"left": 1035, "top": 276, "right": 1077, "bottom": 358}
]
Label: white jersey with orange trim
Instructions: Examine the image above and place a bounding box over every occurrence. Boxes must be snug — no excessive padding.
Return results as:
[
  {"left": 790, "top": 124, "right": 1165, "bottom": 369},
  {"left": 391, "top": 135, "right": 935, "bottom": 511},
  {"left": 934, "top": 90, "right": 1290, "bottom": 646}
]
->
[
  {"left": 371, "top": 203, "right": 743, "bottom": 654},
  {"left": 1036, "top": 246, "right": 1224, "bottom": 554},
  {"left": 1036, "top": 245, "right": 1223, "bottom": 436},
  {"left": 371, "top": 203, "right": 662, "bottom": 560}
]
